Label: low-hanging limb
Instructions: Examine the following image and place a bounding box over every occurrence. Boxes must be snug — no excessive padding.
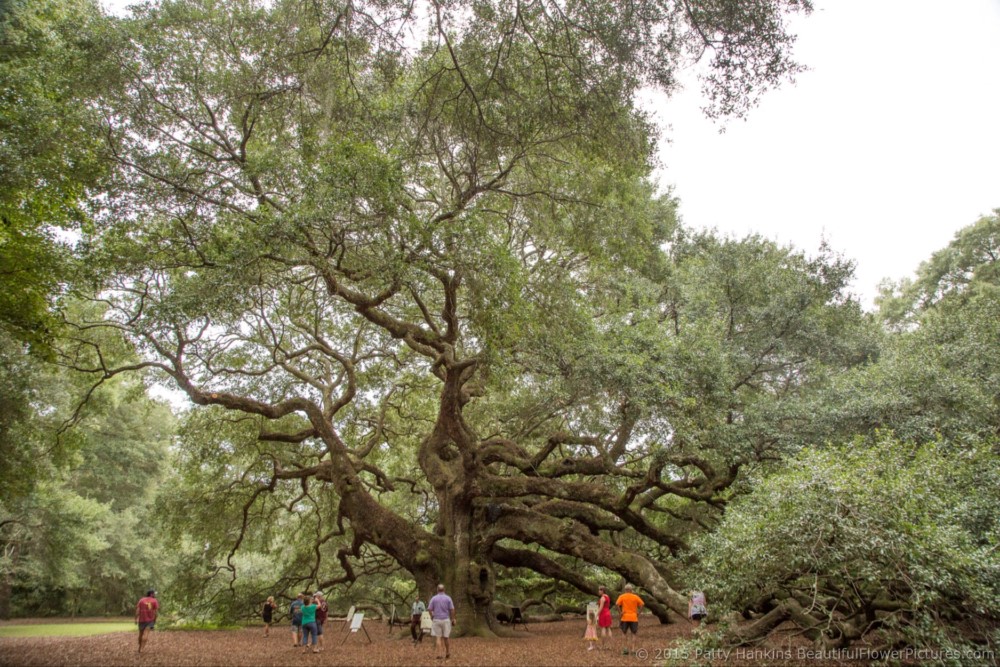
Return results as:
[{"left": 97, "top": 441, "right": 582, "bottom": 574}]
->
[
  {"left": 491, "top": 544, "right": 675, "bottom": 622},
  {"left": 486, "top": 506, "right": 688, "bottom": 618}
]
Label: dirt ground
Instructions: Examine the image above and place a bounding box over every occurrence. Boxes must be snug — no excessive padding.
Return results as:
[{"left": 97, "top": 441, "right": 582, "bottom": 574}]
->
[{"left": 0, "top": 618, "right": 874, "bottom": 667}]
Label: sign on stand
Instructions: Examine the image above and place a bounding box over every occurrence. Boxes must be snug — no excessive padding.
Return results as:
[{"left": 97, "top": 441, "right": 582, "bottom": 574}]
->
[
  {"left": 340, "top": 605, "right": 356, "bottom": 631},
  {"left": 340, "top": 612, "right": 372, "bottom": 645}
]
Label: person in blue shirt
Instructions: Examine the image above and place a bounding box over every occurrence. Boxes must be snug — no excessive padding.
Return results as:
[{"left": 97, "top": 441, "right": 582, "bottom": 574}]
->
[{"left": 289, "top": 593, "right": 304, "bottom": 647}]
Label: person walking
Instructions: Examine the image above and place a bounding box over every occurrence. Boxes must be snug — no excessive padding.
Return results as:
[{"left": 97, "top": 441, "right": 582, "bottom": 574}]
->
[
  {"left": 597, "top": 585, "right": 613, "bottom": 650},
  {"left": 427, "top": 584, "right": 456, "bottom": 660},
  {"left": 615, "top": 584, "right": 644, "bottom": 656},
  {"left": 262, "top": 596, "right": 277, "bottom": 637},
  {"left": 135, "top": 589, "right": 159, "bottom": 654},
  {"left": 688, "top": 589, "right": 708, "bottom": 630},
  {"left": 289, "top": 592, "right": 305, "bottom": 647},
  {"left": 410, "top": 594, "right": 427, "bottom": 645}
]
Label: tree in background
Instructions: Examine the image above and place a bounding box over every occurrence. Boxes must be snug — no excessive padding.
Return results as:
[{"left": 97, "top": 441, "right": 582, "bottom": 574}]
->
[
  {"left": 0, "top": 0, "right": 109, "bottom": 352},
  {"left": 694, "top": 212, "right": 1000, "bottom": 653},
  {"left": 799, "top": 210, "right": 1000, "bottom": 446},
  {"left": 700, "top": 435, "right": 999, "bottom": 652},
  {"left": 0, "top": 0, "right": 175, "bottom": 619},
  {"left": 877, "top": 209, "right": 1000, "bottom": 328},
  {"left": 0, "top": 353, "right": 175, "bottom": 618},
  {"left": 68, "top": 0, "right": 825, "bottom": 633},
  {"left": 0, "top": 0, "right": 114, "bottom": 509}
]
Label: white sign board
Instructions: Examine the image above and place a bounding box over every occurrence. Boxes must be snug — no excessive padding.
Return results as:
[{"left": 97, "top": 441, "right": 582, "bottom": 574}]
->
[{"left": 350, "top": 612, "right": 364, "bottom": 632}]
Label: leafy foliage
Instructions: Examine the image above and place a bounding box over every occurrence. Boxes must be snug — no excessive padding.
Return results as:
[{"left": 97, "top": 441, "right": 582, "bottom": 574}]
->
[
  {"left": 0, "top": 0, "right": 109, "bottom": 351},
  {"left": 877, "top": 209, "right": 1000, "bottom": 327},
  {"left": 698, "top": 434, "right": 1000, "bottom": 652},
  {"left": 0, "top": 351, "right": 174, "bottom": 618}
]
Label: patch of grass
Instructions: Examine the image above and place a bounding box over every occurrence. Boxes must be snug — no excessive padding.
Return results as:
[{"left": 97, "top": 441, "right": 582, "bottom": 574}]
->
[
  {"left": 0, "top": 622, "right": 135, "bottom": 638},
  {"left": 164, "top": 621, "right": 244, "bottom": 631}
]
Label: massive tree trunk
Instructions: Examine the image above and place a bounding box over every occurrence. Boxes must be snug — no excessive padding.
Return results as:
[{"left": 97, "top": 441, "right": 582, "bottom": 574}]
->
[{"left": 416, "top": 362, "right": 500, "bottom": 636}]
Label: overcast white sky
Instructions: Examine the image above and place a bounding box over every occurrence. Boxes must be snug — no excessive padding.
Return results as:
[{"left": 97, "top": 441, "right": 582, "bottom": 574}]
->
[{"left": 649, "top": 0, "right": 1000, "bottom": 308}]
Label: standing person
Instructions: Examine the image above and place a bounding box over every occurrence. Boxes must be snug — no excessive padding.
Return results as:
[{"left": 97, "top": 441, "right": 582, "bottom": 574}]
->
[
  {"left": 597, "top": 585, "right": 613, "bottom": 651},
  {"left": 314, "top": 591, "right": 328, "bottom": 650},
  {"left": 262, "top": 596, "right": 277, "bottom": 637},
  {"left": 410, "top": 594, "right": 427, "bottom": 645},
  {"left": 300, "top": 595, "right": 319, "bottom": 654},
  {"left": 135, "top": 589, "right": 158, "bottom": 654},
  {"left": 289, "top": 592, "right": 305, "bottom": 647},
  {"left": 427, "top": 584, "right": 456, "bottom": 660},
  {"left": 615, "top": 584, "right": 644, "bottom": 656},
  {"left": 688, "top": 590, "right": 708, "bottom": 630},
  {"left": 583, "top": 605, "right": 598, "bottom": 651}
]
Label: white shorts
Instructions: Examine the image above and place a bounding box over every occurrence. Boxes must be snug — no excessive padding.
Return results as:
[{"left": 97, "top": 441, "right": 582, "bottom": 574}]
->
[{"left": 430, "top": 619, "right": 451, "bottom": 638}]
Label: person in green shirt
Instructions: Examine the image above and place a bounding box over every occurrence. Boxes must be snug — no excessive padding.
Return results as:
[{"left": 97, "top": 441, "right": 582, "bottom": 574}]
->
[{"left": 300, "top": 596, "right": 319, "bottom": 653}]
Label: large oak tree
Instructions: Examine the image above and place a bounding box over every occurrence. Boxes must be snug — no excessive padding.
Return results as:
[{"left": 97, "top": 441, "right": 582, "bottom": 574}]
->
[{"left": 70, "top": 0, "right": 846, "bottom": 633}]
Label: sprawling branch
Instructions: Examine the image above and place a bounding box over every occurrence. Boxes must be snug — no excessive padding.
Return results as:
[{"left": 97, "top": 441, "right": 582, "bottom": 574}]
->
[{"left": 488, "top": 508, "right": 688, "bottom": 617}]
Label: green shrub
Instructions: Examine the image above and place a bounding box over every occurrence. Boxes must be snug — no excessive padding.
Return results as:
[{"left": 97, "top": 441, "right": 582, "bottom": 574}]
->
[{"left": 697, "top": 434, "right": 1000, "bottom": 654}]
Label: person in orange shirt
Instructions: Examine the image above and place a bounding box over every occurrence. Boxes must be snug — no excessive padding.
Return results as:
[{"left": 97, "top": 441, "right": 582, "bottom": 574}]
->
[{"left": 615, "top": 584, "right": 644, "bottom": 656}]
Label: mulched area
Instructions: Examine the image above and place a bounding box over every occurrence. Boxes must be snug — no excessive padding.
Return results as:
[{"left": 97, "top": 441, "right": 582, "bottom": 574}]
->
[{"left": 0, "top": 618, "right": 872, "bottom": 666}]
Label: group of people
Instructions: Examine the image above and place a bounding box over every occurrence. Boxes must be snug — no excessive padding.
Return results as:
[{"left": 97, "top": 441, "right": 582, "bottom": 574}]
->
[
  {"left": 406, "top": 581, "right": 708, "bottom": 660},
  {"left": 581, "top": 584, "right": 642, "bottom": 655},
  {"left": 261, "top": 591, "right": 330, "bottom": 653},
  {"left": 257, "top": 584, "right": 456, "bottom": 659},
  {"left": 409, "top": 584, "right": 456, "bottom": 660},
  {"left": 136, "top": 582, "right": 705, "bottom": 658},
  {"left": 583, "top": 585, "right": 709, "bottom": 656}
]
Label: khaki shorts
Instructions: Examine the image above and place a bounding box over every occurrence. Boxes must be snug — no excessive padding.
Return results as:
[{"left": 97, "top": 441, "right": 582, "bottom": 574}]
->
[{"left": 430, "top": 618, "right": 451, "bottom": 638}]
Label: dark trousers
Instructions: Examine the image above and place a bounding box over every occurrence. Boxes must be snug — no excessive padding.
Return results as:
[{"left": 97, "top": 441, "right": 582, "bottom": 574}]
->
[{"left": 411, "top": 615, "right": 422, "bottom": 642}]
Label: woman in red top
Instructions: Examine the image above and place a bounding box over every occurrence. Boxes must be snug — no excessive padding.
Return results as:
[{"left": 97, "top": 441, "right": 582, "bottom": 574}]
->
[{"left": 597, "top": 586, "right": 613, "bottom": 650}]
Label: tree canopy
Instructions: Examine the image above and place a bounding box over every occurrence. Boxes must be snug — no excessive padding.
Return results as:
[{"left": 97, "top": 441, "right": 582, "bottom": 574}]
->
[{"left": 54, "top": 0, "right": 822, "bottom": 633}]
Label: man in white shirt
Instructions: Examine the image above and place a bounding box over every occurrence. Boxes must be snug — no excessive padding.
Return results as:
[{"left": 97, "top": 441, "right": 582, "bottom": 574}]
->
[{"left": 410, "top": 594, "right": 427, "bottom": 645}]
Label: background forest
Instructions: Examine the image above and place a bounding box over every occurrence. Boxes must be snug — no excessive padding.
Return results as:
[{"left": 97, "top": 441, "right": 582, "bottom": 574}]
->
[{"left": 1, "top": 0, "right": 997, "bottom": 657}]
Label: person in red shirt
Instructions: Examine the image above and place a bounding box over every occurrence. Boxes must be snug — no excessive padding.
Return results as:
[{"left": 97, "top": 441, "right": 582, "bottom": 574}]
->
[
  {"left": 615, "top": 584, "right": 644, "bottom": 656},
  {"left": 597, "top": 585, "right": 613, "bottom": 650},
  {"left": 314, "top": 591, "right": 329, "bottom": 651},
  {"left": 135, "top": 589, "right": 159, "bottom": 653}
]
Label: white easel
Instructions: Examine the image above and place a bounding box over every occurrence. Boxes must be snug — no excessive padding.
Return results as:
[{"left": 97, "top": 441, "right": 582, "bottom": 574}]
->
[
  {"left": 340, "top": 605, "right": 356, "bottom": 631},
  {"left": 340, "top": 612, "right": 372, "bottom": 645}
]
